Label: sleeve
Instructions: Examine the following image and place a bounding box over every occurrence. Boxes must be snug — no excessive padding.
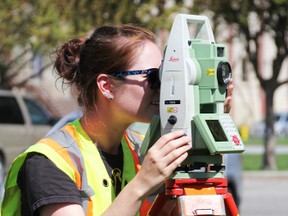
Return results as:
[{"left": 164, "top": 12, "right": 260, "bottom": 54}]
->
[{"left": 17, "top": 152, "right": 82, "bottom": 215}]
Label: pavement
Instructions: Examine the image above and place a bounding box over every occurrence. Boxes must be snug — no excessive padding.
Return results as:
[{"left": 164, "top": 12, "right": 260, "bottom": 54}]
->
[
  {"left": 243, "top": 145, "right": 288, "bottom": 154},
  {"left": 240, "top": 171, "right": 288, "bottom": 216},
  {"left": 236, "top": 144, "right": 288, "bottom": 215}
]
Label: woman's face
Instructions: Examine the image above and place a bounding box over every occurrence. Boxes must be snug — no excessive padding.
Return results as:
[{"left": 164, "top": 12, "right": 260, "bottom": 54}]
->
[{"left": 113, "top": 40, "right": 162, "bottom": 124}]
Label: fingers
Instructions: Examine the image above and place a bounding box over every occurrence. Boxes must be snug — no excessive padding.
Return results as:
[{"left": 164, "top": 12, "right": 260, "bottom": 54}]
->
[
  {"left": 159, "top": 133, "right": 191, "bottom": 160},
  {"left": 224, "top": 79, "right": 233, "bottom": 113},
  {"left": 227, "top": 79, "right": 233, "bottom": 97},
  {"left": 224, "top": 96, "right": 232, "bottom": 113},
  {"left": 147, "top": 130, "right": 191, "bottom": 174},
  {"left": 152, "top": 130, "right": 189, "bottom": 151},
  {"left": 162, "top": 140, "right": 191, "bottom": 171}
]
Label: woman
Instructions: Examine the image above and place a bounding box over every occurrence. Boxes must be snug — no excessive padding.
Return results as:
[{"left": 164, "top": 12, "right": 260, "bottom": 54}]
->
[{"left": 1, "top": 24, "right": 232, "bottom": 216}]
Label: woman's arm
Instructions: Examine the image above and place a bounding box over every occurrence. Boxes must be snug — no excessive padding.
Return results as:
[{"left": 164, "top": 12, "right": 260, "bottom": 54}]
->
[
  {"left": 40, "top": 203, "right": 85, "bottom": 216},
  {"left": 18, "top": 153, "right": 83, "bottom": 216},
  {"left": 102, "top": 130, "right": 191, "bottom": 216},
  {"left": 37, "top": 131, "right": 190, "bottom": 216}
]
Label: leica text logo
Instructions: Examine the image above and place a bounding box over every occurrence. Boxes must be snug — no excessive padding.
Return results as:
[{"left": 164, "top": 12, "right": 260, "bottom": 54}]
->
[{"left": 169, "top": 56, "right": 179, "bottom": 62}]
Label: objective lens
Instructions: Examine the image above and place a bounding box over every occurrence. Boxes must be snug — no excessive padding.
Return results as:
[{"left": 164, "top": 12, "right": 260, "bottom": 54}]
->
[{"left": 217, "top": 61, "right": 232, "bottom": 86}]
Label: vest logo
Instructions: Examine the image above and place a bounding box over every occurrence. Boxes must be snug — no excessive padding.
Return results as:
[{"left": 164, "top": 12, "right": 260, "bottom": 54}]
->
[{"left": 169, "top": 56, "right": 179, "bottom": 62}]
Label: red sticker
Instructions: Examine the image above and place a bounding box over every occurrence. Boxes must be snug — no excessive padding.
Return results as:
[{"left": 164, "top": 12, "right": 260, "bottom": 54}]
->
[{"left": 232, "top": 135, "right": 241, "bottom": 146}]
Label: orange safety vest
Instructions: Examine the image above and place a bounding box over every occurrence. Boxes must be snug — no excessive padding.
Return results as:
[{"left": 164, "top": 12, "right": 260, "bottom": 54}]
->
[
  {"left": 1, "top": 119, "right": 152, "bottom": 215},
  {"left": 124, "top": 129, "right": 153, "bottom": 215}
]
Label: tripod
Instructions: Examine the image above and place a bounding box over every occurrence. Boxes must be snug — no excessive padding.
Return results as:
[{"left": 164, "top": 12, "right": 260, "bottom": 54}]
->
[
  {"left": 147, "top": 157, "right": 240, "bottom": 216},
  {"left": 141, "top": 115, "right": 243, "bottom": 216}
]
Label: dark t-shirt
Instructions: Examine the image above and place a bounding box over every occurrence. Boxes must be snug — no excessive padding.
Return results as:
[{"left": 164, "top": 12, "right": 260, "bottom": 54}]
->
[
  {"left": 17, "top": 145, "right": 123, "bottom": 215},
  {"left": 98, "top": 145, "right": 123, "bottom": 195}
]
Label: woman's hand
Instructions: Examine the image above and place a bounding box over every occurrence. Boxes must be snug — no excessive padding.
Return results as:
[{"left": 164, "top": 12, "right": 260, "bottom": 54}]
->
[
  {"left": 102, "top": 130, "right": 191, "bottom": 216},
  {"left": 135, "top": 130, "right": 192, "bottom": 197},
  {"left": 224, "top": 79, "right": 233, "bottom": 113}
]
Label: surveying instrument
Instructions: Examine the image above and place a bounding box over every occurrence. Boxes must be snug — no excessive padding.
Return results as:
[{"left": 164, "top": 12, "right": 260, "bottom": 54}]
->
[{"left": 141, "top": 14, "right": 245, "bottom": 216}]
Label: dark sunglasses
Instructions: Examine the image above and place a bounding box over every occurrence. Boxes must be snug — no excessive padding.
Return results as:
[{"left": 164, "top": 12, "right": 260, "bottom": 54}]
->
[{"left": 109, "top": 68, "right": 161, "bottom": 89}]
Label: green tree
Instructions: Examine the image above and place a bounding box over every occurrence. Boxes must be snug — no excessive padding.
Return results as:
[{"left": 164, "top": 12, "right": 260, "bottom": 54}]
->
[
  {"left": 0, "top": 0, "right": 180, "bottom": 87},
  {"left": 191, "top": 0, "right": 288, "bottom": 170}
]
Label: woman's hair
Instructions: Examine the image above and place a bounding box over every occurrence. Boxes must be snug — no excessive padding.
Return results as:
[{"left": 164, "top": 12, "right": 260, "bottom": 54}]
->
[{"left": 54, "top": 24, "right": 156, "bottom": 110}]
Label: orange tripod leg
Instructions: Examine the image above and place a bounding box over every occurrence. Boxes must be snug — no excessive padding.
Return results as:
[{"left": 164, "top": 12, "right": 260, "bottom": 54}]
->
[
  {"left": 148, "top": 191, "right": 178, "bottom": 216},
  {"left": 223, "top": 192, "right": 240, "bottom": 216}
]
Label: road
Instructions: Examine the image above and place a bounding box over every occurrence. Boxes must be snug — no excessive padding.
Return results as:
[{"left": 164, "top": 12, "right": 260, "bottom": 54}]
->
[
  {"left": 239, "top": 171, "right": 288, "bottom": 216},
  {"left": 244, "top": 145, "right": 288, "bottom": 154}
]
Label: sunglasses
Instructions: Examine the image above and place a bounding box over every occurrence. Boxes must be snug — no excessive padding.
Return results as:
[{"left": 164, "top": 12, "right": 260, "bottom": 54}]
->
[{"left": 109, "top": 68, "right": 161, "bottom": 89}]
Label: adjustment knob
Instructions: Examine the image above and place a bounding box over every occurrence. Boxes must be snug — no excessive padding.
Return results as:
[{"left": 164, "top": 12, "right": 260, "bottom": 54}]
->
[{"left": 168, "top": 115, "right": 177, "bottom": 125}]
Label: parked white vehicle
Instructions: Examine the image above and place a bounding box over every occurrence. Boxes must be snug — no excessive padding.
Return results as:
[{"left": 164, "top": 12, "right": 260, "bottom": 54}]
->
[{"left": 0, "top": 88, "right": 56, "bottom": 174}]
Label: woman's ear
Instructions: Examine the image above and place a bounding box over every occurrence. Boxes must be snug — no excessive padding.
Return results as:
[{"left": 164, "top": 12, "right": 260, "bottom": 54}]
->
[{"left": 97, "top": 74, "right": 114, "bottom": 100}]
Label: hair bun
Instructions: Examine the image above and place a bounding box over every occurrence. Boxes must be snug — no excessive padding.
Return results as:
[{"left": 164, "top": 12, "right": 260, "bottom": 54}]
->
[{"left": 54, "top": 37, "right": 85, "bottom": 83}]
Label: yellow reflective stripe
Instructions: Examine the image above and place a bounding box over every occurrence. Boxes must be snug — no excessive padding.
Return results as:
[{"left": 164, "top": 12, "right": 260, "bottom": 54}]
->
[
  {"left": 1, "top": 186, "right": 21, "bottom": 216},
  {"left": 70, "top": 119, "right": 113, "bottom": 215},
  {"left": 25, "top": 143, "right": 76, "bottom": 182},
  {"left": 1, "top": 141, "right": 76, "bottom": 216},
  {"left": 122, "top": 135, "right": 137, "bottom": 183}
]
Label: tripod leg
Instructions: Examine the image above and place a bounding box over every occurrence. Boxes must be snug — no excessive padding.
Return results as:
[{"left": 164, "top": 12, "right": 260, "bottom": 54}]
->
[
  {"left": 148, "top": 191, "right": 178, "bottom": 216},
  {"left": 223, "top": 193, "right": 239, "bottom": 216}
]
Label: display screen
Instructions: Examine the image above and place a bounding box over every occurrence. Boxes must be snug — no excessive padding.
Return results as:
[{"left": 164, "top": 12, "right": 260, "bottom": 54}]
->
[
  {"left": 165, "top": 100, "right": 181, "bottom": 104},
  {"left": 206, "top": 120, "right": 228, "bottom": 142}
]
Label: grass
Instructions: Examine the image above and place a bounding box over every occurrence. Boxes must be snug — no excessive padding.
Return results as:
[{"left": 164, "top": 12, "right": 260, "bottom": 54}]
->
[
  {"left": 243, "top": 136, "right": 288, "bottom": 145},
  {"left": 240, "top": 136, "right": 288, "bottom": 170},
  {"left": 243, "top": 154, "right": 288, "bottom": 170}
]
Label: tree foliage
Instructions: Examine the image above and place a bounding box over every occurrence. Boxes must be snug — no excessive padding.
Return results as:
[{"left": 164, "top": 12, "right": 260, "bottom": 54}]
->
[
  {"left": 1, "top": 0, "right": 287, "bottom": 169},
  {"left": 0, "top": 0, "right": 181, "bottom": 87},
  {"left": 191, "top": 0, "right": 288, "bottom": 169}
]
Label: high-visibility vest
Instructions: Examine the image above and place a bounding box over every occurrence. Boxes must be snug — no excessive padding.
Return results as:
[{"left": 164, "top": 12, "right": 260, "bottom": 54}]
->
[{"left": 1, "top": 119, "right": 151, "bottom": 215}]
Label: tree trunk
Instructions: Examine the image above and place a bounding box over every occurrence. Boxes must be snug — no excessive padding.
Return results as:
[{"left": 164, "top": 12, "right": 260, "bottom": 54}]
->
[{"left": 262, "top": 89, "right": 277, "bottom": 170}]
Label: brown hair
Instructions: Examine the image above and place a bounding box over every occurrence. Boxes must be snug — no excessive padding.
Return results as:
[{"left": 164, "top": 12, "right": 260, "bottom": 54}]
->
[{"left": 54, "top": 24, "right": 156, "bottom": 111}]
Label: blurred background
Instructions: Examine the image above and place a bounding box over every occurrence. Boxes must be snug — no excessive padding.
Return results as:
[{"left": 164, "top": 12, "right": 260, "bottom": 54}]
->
[{"left": 0, "top": 0, "right": 288, "bottom": 215}]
